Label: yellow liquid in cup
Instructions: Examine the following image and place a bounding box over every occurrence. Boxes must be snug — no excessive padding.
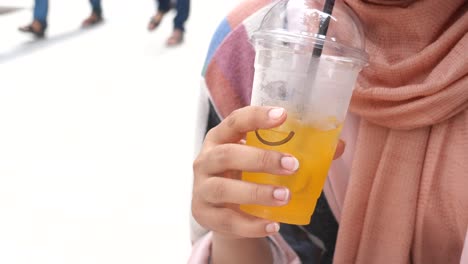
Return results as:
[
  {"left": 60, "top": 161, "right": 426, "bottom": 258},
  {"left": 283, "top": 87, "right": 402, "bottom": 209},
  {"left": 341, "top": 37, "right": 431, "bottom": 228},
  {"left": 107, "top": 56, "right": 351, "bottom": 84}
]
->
[{"left": 240, "top": 117, "right": 342, "bottom": 225}]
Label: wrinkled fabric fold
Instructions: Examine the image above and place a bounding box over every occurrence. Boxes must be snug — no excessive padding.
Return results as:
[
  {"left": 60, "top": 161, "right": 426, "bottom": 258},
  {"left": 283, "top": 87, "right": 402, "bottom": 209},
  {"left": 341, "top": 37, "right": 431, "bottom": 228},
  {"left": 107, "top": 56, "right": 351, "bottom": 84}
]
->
[{"left": 333, "top": 1, "right": 468, "bottom": 263}]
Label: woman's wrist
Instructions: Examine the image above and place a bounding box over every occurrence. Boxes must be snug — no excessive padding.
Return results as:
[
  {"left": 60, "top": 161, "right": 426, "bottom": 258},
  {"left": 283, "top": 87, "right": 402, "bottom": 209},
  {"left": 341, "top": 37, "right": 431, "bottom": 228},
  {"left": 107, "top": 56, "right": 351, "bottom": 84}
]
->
[{"left": 211, "top": 232, "right": 273, "bottom": 264}]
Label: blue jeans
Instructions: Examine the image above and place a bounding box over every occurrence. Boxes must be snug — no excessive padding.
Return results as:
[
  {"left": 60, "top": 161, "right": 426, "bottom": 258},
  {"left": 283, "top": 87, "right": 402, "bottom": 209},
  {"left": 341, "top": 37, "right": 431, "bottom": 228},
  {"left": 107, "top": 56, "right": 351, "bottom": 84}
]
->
[
  {"left": 33, "top": 0, "right": 48, "bottom": 28},
  {"left": 157, "top": 0, "right": 190, "bottom": 31},
  {"left": 33, "top": 0, "right": 102, "bottom": 28},
  {"left": 90, "top": 0, "right": 102, "bottom": 16}
]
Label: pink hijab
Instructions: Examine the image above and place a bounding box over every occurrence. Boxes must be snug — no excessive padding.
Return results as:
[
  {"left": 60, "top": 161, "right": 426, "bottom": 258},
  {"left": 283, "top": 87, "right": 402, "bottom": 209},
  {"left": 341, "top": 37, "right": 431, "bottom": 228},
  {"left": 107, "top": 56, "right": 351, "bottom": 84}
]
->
[{"left": 333, "top": 0, "right": 468, "bottom": 263}]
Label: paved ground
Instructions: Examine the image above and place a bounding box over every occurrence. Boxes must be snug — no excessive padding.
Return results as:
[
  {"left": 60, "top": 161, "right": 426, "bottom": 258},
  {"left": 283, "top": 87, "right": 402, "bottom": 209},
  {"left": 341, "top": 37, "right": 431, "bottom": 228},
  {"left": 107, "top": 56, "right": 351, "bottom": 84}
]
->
[{"left": 0, "top": 0, "right": 238, "bottom": 263}]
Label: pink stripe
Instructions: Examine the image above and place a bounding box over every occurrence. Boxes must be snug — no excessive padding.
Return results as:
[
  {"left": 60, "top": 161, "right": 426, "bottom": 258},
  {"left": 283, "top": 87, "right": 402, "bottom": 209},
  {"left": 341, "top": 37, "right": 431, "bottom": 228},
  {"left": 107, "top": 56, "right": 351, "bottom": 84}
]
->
[
  {"left": 206, "top": 60, "right": 245, "bottom": 118},
  {"left": 213, "top": 25, "right": 255, "bottom": 112}
]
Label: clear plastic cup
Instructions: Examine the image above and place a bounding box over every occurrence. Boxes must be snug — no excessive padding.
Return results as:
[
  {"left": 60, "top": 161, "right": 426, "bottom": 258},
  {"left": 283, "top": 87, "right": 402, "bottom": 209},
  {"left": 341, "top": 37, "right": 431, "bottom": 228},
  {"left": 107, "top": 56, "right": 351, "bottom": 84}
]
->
[{"left": 240, "top": 0, "right": 368, "bottom": 225}]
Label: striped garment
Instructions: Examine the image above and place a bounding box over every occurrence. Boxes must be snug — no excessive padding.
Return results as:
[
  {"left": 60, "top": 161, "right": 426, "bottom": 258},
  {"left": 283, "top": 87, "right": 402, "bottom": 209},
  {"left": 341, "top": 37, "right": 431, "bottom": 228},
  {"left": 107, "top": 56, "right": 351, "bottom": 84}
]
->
[{"left": 201, "top": 0, "right": 272, "bottom": 119}]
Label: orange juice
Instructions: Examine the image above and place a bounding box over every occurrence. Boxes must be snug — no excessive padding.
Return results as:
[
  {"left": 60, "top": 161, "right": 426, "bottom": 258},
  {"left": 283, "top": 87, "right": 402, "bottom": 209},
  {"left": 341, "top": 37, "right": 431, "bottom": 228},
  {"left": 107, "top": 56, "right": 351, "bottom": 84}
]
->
[{"left": 240, "top": 116, "right": 342, "bottom": 225}]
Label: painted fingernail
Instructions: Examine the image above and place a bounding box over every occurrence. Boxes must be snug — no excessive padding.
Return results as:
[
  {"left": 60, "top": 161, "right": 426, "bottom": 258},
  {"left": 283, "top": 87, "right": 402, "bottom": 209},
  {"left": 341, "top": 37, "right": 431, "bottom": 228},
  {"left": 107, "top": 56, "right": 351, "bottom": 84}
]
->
[
  {"left": 281, "top": 156, "right": 299, "bottom": 171},
  {"left": 266, "top": 222, "right": 280, "bottom": 233},
  {"left": 273, "top": 188, "right": 290, "bottom": 202},
  {"left": 268, "top": 108, "right": 285, "bottom": 120}
]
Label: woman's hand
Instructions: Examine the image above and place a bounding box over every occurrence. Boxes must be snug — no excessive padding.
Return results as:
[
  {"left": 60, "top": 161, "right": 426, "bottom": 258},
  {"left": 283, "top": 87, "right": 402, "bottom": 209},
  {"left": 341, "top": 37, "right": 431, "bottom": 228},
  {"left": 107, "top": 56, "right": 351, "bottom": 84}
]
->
[{"left": 192, "top": 106, "right": 345, "bottom": 239}]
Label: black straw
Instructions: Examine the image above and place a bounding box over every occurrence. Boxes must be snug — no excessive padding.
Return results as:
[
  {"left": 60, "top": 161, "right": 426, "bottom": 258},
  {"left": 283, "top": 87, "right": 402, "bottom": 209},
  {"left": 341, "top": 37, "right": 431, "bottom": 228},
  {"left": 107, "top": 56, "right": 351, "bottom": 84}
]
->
[{"left": 312, "top": 0, "right": 336, "bottom": 58}]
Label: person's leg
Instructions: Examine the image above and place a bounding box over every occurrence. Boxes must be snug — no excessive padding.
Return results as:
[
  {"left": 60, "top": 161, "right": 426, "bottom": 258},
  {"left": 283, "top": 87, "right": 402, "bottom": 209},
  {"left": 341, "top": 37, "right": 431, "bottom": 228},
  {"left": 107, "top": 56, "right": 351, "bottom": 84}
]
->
[
  {"left": 173, "top": 0, "right": 189, "bottom": 32},
  {"left": 82, "top": 0, "right": 103, "bottom": 27},
  {"left": 148, "top": 0, "right": 171, "bottom": 31},
  {"left": 19, "top": 0, "right": 47, "bottom": 37},
  {"left": 167, "top": 0, "right": 190, "bottom": 46},
  {"left": 157, "top": 0, "right": 171, "bottom": 13},
  {"left": 89, "top": 0, "right": 102, "bottom": 17},
  {"left": 33, "top": 0, "right": 48, "bottom": 29}
]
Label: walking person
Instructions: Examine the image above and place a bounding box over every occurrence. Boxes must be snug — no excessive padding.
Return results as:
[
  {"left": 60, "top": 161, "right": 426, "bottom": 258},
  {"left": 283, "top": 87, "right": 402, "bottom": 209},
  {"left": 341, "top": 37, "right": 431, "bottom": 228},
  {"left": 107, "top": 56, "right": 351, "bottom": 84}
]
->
[
  {"left": 19, "top": 0, "right": 104, "bottom": 38},
  {"left": 147, "top": 0, "right": 190, "bottom": 46}
]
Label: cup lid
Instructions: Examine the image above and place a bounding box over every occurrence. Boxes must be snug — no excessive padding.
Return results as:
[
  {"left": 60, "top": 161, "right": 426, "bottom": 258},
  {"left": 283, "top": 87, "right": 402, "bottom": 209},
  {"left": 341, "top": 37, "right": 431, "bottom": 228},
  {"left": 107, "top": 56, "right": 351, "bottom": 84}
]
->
[{"left": 253, "top": 0, "right": 369, "bottom": 64}]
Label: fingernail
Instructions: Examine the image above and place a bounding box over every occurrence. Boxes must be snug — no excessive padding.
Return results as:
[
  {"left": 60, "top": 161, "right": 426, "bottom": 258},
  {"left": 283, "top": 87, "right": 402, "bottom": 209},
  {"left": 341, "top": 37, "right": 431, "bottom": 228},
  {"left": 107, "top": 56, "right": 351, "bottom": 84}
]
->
[
  {"left": 281, "top": 156, "right": 299, "bottom": 171},
  {"left": 273, "top": 188, "right": 290, "bottom": 202},
  {"left": 268, "top": 108, "right": 285, "bottom": 120},
  {"left": 265, "top": 222, "right": 280, "bottom": 233}
]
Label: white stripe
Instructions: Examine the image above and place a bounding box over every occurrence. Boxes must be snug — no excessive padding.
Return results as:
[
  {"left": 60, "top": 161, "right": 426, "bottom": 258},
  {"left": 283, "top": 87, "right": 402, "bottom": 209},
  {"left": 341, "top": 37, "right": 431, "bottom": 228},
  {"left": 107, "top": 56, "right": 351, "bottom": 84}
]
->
[{"left": 461, "top": 230, "right": 468, "bottom": 264}]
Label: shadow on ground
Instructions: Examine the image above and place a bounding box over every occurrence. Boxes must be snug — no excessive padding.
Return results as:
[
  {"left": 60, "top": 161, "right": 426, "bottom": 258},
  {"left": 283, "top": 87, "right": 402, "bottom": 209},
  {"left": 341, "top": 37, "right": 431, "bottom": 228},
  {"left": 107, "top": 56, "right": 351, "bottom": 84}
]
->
[
  {"left": 0, "top": 23, "right": 104, "bottom": 64},
  {"left": 0, "top": 6, "right": 23, "bottom": 15}
]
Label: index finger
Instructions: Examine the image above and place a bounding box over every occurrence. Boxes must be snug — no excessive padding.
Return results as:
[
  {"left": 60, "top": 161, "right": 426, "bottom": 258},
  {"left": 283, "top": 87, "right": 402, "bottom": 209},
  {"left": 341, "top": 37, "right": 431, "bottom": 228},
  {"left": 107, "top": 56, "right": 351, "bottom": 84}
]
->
[{"left": 205, "top": 106, "right": 287, "bottom": 145}]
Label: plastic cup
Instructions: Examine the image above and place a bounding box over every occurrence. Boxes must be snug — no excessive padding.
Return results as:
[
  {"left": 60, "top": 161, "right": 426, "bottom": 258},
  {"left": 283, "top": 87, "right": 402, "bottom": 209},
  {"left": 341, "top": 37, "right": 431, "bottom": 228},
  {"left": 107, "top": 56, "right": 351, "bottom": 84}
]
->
[{"left": 240, "top": 0, "right": 368, "bottom": 225}]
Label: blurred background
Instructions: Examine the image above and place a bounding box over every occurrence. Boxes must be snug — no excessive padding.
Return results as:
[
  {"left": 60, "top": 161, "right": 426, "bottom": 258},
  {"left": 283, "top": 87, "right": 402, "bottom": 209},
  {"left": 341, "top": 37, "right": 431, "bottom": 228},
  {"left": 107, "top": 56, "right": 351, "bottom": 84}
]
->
[{"left": 0, "top": 0, "right": 238, "bottom": 263}]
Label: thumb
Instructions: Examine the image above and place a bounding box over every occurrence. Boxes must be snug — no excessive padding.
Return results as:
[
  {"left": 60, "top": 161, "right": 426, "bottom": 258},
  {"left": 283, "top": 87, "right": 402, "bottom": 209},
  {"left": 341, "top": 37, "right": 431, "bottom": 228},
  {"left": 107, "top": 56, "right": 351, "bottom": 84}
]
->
[{"left": 333, "top": 139, "right": 346, "bottom": 159}]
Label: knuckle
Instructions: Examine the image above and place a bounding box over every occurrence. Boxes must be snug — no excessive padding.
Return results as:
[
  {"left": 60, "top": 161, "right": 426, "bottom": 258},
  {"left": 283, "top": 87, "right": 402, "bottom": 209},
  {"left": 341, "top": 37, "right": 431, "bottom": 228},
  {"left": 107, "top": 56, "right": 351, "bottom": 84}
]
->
[
  {"left": 213, "top": 145, "right": 232, "bottom": 166},
  {"left": 251, "top": 106, "right": 262, "bottom": 116},
  {"left": 191, "top": 197, "right": 210, "bottom": 229},
  {"left": 205, "top": 127, "right": 217, "bottom": 140},
  {"left": 257, "top": 150, "right": 273, "bottom": 171},
  {"left": 225, "top": 111, "right": 238, "bottom": 129},
  {"left": 251, "top": 106, "right": 264, "bottom": 120},
  {"left": 192, "top": 155, "right": 205, "bottom": 174},
  {"left": 246, "top": 107, "right": 262, "bottom": 127},
  {"left": 206, "top": 178, "right": 227, "bottom": 203},
  {"left": 250, "top": 184, "right": 263, "bottom": 203}
]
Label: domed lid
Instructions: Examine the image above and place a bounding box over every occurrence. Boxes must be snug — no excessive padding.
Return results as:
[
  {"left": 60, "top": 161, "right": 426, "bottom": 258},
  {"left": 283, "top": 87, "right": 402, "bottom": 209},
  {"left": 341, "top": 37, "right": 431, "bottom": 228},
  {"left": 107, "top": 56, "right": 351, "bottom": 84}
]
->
[{"left": 253, "top": 0, "right": 368, "bottom": 64}]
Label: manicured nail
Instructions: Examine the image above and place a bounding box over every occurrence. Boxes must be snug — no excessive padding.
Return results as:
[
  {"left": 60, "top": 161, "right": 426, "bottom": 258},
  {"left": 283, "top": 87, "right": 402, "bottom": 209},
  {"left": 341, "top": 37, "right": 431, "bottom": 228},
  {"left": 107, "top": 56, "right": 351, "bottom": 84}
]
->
[
  {"left": 281, "top": 156, "right": 299, "bottom": 171},
  {"left": 268, "top": 108, "right": 285, "bottom": 120},
  {"left": 273, "top": 188, "right": 290, "bottom": 202},
  {"left": 265, "top": 222, "right": 280, "bottom": 233}
]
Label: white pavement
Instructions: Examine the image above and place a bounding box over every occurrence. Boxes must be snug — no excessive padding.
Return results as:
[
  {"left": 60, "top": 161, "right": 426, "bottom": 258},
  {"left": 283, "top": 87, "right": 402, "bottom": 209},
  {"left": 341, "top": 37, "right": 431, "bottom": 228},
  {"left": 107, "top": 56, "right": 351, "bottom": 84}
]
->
[{"left": 0, "top": 0, "right": 238, "bottom": 263}]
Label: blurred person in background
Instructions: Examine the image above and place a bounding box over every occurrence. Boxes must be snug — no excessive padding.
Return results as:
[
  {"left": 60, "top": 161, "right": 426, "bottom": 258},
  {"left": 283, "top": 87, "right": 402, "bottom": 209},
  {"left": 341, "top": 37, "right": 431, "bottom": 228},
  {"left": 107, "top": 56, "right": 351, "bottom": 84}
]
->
[
  {"left": 147, "top": 0, "right": 190, "bottom": 46},
  {"left": 18, "top": 0, "right": 104, "bottom": 38}
]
